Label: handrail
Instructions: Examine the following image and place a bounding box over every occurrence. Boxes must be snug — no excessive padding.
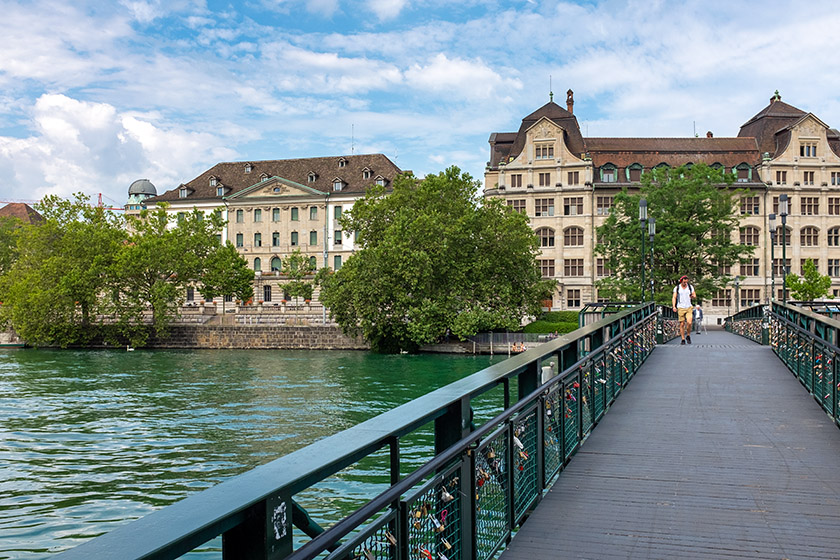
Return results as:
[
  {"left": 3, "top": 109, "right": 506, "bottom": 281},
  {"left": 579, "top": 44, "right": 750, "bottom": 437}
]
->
[
  {"left": 55, "top": 303, "right": 657, "bottom": 560},
  {"left": 725, "top": 303, "right": 766, "bottom": 343}
]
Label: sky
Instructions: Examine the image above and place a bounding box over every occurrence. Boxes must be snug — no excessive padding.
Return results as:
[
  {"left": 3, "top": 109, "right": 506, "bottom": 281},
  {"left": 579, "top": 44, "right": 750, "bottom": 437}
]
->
[{"left": 1, "top": 0, "right": 840, "bottom": 208}]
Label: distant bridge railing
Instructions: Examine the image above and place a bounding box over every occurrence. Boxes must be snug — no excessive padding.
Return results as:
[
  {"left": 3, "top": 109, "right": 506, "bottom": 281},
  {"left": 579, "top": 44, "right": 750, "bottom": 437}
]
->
[
  {"left": 55, "top": 303, "right": 657, "bottom": 560},
  {"left": 769, "top": 301, "right": 840, "bottom": 425},
  {"left": 725, "top": 304, "right": 766, "bottom": 344}
]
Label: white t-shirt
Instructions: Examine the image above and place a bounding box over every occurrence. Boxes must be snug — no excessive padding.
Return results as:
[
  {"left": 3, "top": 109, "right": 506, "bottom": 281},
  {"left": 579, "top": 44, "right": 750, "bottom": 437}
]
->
[{"left": 673, "top": 284, "right": 693, "bottom": 308}]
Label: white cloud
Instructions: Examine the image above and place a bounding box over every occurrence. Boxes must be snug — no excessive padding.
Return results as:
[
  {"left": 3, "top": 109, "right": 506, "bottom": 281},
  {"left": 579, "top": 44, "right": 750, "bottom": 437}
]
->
[
  {"left": 368, "top": 0, "right": 408, "bottom": 20},
  {"left": 405, "top": 53, "right": 521, "bottom": 101}
]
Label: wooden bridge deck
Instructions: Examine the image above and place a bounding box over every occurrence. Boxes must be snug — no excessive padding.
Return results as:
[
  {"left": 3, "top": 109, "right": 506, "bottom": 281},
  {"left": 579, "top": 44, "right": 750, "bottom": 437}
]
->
[{"left": 500, "top": 329, "right": 840, "bottom": 559}]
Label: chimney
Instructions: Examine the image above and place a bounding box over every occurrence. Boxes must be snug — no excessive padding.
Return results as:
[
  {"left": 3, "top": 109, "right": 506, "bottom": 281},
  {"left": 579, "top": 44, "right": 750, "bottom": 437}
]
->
[
  {"left": 566, "top": 89, "right": 574, "bottom": 114},
  {"left": 706, "top": 131, "right": 713, "bottom": 138}
]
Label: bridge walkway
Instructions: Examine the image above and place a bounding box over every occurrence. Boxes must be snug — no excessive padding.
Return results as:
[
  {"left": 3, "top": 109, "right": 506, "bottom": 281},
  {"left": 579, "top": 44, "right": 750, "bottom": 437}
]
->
[{"left": 499, "top": 329, "right": 840, "bottom": 560}]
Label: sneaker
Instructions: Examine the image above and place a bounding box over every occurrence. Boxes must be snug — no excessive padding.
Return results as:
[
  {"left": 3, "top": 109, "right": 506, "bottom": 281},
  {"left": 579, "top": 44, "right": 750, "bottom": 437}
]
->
[
  {"left": 681, "top": 339, "right": 686, "bottom": 345},
  {"left": 686, "top": 336, "right": 692, "bottom": 345}
]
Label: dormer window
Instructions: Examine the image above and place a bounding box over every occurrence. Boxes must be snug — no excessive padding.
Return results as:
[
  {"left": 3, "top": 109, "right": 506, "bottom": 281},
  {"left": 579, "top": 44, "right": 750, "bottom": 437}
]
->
[
  {"left": 375, "top": 176, "right": 386, "bottom": 186},
  {"left": 179, "top": 187, "right": 189, "bottom": 198},
  {"left": 800, "top": 142, "right": 817, "bottom": 158},
  {"left": 245, "top": 163, "right": 253, "bottom": 174},
  {"left": 736, "top": 163, "right": 751, "bottom": 182},
  {"left": 363, "top": 168, "right": 372, "bottom": 179},
  {"left": 333, "top": 179, "right": 344, "bottom": 191},
  {"left": 600, "top": 164, "right": 617, "bottom": 183},
  {"left": 216, "top": 186, "right": 225, "bottom": 197},
  {"left": 260, "top": 173, "right": 269, "bottom": 182},
  {"left": 338, "top": 158, "right": 347, "bottom": 168},
  {"left": 210, "top": 177, "right": 218, "bottom": 187},
  {"left": 308, "top": 172, "right": 317, "bottom": 183},
  {"left": 627, "top": 163, "right": 643, "bottom": 182}
]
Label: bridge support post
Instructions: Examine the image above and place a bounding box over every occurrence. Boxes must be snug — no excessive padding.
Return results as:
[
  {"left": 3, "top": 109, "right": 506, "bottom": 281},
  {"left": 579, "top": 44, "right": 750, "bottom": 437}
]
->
[{"left": 222, "top": 492, "right": 292, "bottom": 559}]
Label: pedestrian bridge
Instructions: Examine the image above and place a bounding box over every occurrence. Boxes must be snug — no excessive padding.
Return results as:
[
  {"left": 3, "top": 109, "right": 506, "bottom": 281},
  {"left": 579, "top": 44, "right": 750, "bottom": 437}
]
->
[{"left": 56, "top": 303, "right": 840, "bottom": 560}]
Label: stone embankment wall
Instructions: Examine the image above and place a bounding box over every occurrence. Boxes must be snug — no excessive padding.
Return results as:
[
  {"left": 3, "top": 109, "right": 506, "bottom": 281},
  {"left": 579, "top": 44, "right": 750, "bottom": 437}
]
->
[{"left": 143, "top": 325, "right": 369, "bottom": 350}]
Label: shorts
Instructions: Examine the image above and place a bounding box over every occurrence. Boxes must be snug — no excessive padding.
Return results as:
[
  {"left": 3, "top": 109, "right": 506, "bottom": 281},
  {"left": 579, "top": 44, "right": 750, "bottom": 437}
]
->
[{"left": 677, "top": 307, "right": 693, "bottom": 323}]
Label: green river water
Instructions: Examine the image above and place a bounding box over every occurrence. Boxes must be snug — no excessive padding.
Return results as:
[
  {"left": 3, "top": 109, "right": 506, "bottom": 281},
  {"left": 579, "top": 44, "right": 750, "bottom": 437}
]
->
[{"left": 0, "top": 348, "right": 506, "bottom": 559}]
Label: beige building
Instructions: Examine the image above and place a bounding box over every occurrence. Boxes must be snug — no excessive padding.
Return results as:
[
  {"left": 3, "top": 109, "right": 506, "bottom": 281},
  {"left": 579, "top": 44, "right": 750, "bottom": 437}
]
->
[
  {"left": 144, "top": 154, "right": 402, "bottom": 304},
  {"left": 485, "top": 91, "right": 840, "bottom": 319}
]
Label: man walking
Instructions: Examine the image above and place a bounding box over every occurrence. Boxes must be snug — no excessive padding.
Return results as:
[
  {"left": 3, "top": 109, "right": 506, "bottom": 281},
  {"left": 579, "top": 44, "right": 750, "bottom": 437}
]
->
[{"left": 672, "top": 275, "right": 696, "bottom": 345}]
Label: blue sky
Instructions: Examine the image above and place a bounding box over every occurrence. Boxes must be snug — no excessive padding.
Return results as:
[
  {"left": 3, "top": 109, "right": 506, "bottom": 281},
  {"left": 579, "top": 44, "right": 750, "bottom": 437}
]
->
[{"left": 2, "top": 0, "right": 840, "bottom": 208}]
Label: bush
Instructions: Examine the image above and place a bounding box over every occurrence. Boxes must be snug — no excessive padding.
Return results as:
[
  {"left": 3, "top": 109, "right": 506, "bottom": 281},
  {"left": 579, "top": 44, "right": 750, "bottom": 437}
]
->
[
  {"left": 540, "top": 311, "right": 579, "bottom": 323},
  {"left": 522, "top": 321, "right": 578, "bottom": 334}
]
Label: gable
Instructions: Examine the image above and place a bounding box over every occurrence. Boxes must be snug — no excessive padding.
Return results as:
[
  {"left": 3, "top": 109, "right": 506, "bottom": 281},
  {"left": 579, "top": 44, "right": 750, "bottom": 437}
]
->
[{"left": 225, "top": 176, "right": 324, "bottom": 200}]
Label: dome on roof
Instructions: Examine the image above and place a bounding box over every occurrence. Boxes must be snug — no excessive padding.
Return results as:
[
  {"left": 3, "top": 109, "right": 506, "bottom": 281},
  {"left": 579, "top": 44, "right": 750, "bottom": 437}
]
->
[{"left": 128, "top": 179, "right": 157, "bottom": 196}]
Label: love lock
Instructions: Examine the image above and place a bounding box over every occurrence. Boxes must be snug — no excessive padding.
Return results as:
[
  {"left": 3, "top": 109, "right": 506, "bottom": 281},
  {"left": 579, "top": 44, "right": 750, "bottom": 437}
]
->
[{"left": 441, "top": 488, "right": 454, "bottom": 503}]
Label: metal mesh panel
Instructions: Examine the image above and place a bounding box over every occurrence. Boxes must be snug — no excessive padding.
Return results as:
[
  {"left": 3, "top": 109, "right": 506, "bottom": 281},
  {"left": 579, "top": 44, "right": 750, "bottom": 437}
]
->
[
  {"left": 405, "top": 468, "right": 462, "bottom": 560},
  {"left": 563, "top": 376, "right": 580, "bottom": 459},
  {"left": 512, "top": 407, "right": 538, "bottom": 522},
  {"left": 543, "top": 387, "right": 564, "bottom": 481},
  {"left": 475, "top": 429, "right": 509, "bottom": 560},
  {"left": 326, "top": 511, "right": 397, "bottom": 560},
  {"left": 591, "top": 358, "right": 605, "bottom": 421},
  {"left": 580, "top": 366, "right": 593, "bottom": 435}
]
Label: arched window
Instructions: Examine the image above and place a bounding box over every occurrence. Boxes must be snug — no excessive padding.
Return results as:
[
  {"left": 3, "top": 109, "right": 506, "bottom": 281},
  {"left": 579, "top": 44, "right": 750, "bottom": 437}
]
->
[
  {"left": 829, "top": 227, "right": 840, "bottom": 247},
  {"left": 310, "top": 256, "right": 318, "bottom": 268},
  {"left": 626, "top": 163, "right": 644, "bottom": 182},
  {"left": 801, "top": 226, "right": 819, "bottom": 247},
  {"left": 735, "top": 163, "right": 751, "bottom": 182},
  {"left": 739, "top": 226, "right": 760, "bottom": 246},
  {"left": 535, "top": 227, "right": 555, "bottom": 247},
  {"left": 254, "top": 257, "right": 261, "bottom": 272},
  {"left": 775, "top": 226, "right": 792, "bottom": 246},
  {"left": 271, "top": 257, "right": 282, "bottom": 272},
  {"left": 600, "top": 163, "right": 617, "bottom": 183},
  {"left": 564, "top": 226, "right": 584, "bottom": 247}
]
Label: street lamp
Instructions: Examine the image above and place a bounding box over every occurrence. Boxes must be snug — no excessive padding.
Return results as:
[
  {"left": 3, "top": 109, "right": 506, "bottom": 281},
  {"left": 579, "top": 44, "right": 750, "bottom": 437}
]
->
[
  {"left": 768, "top": 213, "right": 777, "bottom": 302},
  {"left": 648, "top": 217, "right": 656, "bottom": 300},
  {"left": 735, "top": 276, "right": 740, "bottom": 313},
  {"left": 639, "top": 198, "right": 647, "bottom": 302},
  {"left": 779, "top": 194, "right": 789, "bottom": 304}
]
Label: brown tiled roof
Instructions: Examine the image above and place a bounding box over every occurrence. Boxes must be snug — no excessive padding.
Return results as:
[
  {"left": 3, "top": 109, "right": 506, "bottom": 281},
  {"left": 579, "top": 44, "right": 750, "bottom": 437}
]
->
[
  {"left": 738, "top": 98, "right": 807, "bottom": 158},
  {"left": 585, "top": 137, "right": 760, "bottom": 168},
  {"left": 0, "top": 203, "right": 42, "bottom": 224},
  {"left": 149, "top": 154, "right": 403, "bottom": 203},
  {"left": 489, "top": 102, "right": 585, "bottom": 167}
]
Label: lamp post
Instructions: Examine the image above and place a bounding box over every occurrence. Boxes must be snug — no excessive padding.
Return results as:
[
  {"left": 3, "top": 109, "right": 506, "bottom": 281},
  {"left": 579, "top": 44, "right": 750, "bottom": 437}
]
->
[
  {"left": 768, "top": 213, "right": 777, "bottom": 302},
  {"left": 639, "top": 198, "right": 647, "bottom": 302},
  {"left": 779, "top": 194, "right": 789, "bottom": 304},
  {"left": 648, "top": 217, "right": 656, "bottom": 301},
  {"left": 735, "top": 276, "right": 740, "bottom": 313}
]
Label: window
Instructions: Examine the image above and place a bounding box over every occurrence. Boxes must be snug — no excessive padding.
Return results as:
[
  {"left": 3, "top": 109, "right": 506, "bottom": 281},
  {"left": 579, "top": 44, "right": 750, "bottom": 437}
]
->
[
  {"left": 253, "top": 258, "right": 261, "bottom": 272},
  {"left": 291, "top": 231, "right": 298, "bottom": 246},
  {"left": 566, "top": 289, "right": 581, "bottom": 309},
  {"left": 291, "top": 207, "right": 299, "bottom": 221},
  {"left": 254, "top": 209, "right": 262, "bottom": 222},
  {"left": 177, "top": 212, "right": 186, "bottom": 224},
  {"left": 717, "top": 262, "right": 731, "bottom": 275},
  {"left": 333, "top": 180, "right": 344, "bottom": 191},
  {"left": 801, "top": 226, "right": 819, "bottom": 246},
  {"left": 309, "top": 256, "right": 317, "bottom": 268},
  {"left": 507, "top": 199, "right": 526, "bottom": 214},
  {"left": 309, "top": 231, "right": 318, "bottom": 246},
  {"left": 179, "top": 187, "right": 188, "bottom": 198},
  {"left": 775, "top": 226, "right": 792, "bottom": 246},
  {"left": 539, "top": 259, "right": 554, "bottom": 277},
  {"left": 335, "top": 230, "right": 342, "bottom": 245},
  {"left": 375, "top": 177, "right": 386, "bottom": 186},
  {"left": 564, "top": 227, "right": 584, "bottom": 247},
  {"left": 596, "top": 196, "right": 614, "bottom": 216},
  {"left": 568, "top": 171, "right": 579, "bottom": 185},
  {"left": 510, "top": 174, "right": 522, "bottom": 188},
  {"left": 597, "top": 258, "right": 611, "bottom": 277},
  {"left": 245, "top": 163, "right": 253, "bottom": 173},
  {"left": 272, "top": 232, "right": 280, "bottom": 247},
  {"left": 740, "top": 259, "right": 759, "bottom": 276},
  {"left": 628, "top": 164, "right": 643, "bottom": 182},
  {"left": 261, "top": 174, "right": 269, "bottom": 182},
  {"left": 803, "top": 171, "right": 815, "bottom": 186},
  {"left": 739, "top": 226, "right": 759, "bottom": 246},
  {"left": 339, "top": 158, "right": 347, "bottom": 168},
  {"left": 801, "top": 259, "right": 819, "bottom": 274},
  {"left": 535, "top": 198, "right": 554, "bottom": 217},
  {"left": 271, "top": 257, "right": 281, "bottom": 272},
  {"left": 264, "top": 285, "right": 272, "bottom": 302},
  {"left": 535, "top": 143, "right": 554, "bottom": 159},
  {"left": 210, "top": 176, "right": 217, "bottom": 186},
  {"left": 216, "top": 186, "right": 224, "bottom": 197},
  {"left": 308, "top": 173, "right": 317, "bottom": 183},
  {"left": 736, "top": 164, "right": 750, "bottom": 182},
  {"left": 832, "top": 172, "right": 840, "bottom": 186},
  {"left": 564, "top": 197, "right": 583, "bottom": 216},
  {"left": 740, "top": 196, "right": 759, "bottom": 215},
  {"left": 334, "top": 206, "right": 342, "bottom": 220},
  {"left": 253, "top": 233, "right": 262, "bottom": 247},
  {"left": 741, "top": 289, "right": 760, "bottom": 308},
  {"left": 334, "top": 255, "right": 342, "bottom": 270},
  {"left": 363, "top": 169, "right": 372, "bottom": 179},
  {"left": 712, "top": 289, "right": 730, "bottom": 307},
  {"left": 310, "top": 206, "right": 318, "bottom": 220},
  {"left": 186, "top": 287, "right": 194, "bottom": 301},
  {"left": 564, "top": 258, "right": 584, "bottom": 276},
  {"left": 776, "top": 170, "right": 787, "bottom": 185},
  {"left": 829, "top": 198, "right": 840, "bottom": 215},
  {"left": 236, "top": 209, "right": 244, "bottom": 223},
  {"left": 235, "top": 233, "right": 243, "bottom": 247},
  {"left": 772, "top": 195, "right": 790, "bottom": 215},
  {"left": 536, "top": 227, "right": 555, "bottom": 247},
  {"left": 601, "top": 165, "right": 616, "bottom": 182},
  {"left": 272, "top": 208, "right": 280, "bottom": 222},
  {"left": 800, "top": 142, "right": 817, "bottom": 157},
  {"left": 773, "top": 259, "right": 790, "bottom": 276},
  {"left": 829, "top": 259, "right": 840, "bottom": 277},
  {"left": 829, "top": 227, "right": 840, "bottom": 246},
  {"left": 538, "top": 172, "right": 551, "bottom": 186}
]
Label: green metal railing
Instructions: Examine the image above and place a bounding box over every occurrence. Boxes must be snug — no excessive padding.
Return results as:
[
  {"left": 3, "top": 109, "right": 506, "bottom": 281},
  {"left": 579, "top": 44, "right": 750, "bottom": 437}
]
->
[
  {"left": 725, "top": 304, "right": 766, "bottom": 344},
  {"left": 769, "top": 301, "right": 840, "bottom": 424},
  {"left": 55, "top": 303, "right": 657, "bottom": 560}
]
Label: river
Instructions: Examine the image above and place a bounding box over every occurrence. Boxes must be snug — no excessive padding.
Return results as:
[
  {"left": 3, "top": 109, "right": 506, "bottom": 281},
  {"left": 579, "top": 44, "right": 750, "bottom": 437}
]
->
[{"left": 0, "top": 348, "right": 506, "bottom": 559}]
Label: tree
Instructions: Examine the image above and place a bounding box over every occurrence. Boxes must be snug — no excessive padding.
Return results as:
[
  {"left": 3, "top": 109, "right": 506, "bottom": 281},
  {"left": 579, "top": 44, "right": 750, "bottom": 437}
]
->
[
  {"left": 319, "top": 167, "right": 555, "bottom": 353},
  {"left": 199, "top": 242, "right": 255, "bottom": 313},
  {"left": 0, "top": 216, "right": 21, "bottom": 278},
  {"left": 785, "top": 258, "right": 832, "bottom": 301},
  {"left": 112, "top": 205, "right": 224, "bottom": 342},
  {"left": 595, "top": 164, "right": 754, "bottom": 304},
  {"left": 0, "top": 194, "right": 126, "bottom": 346},
  {"left": 282, "top": 249, "right": 316, "bottom": 303}
]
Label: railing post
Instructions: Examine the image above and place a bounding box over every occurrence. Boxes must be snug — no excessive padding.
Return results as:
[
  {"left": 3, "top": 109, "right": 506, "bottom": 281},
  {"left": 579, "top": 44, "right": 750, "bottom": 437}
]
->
[
  {"left": 222, "top": 492, "right": 292, "bottom": 559},
  {"left": 434, "top": 397, "right": 473, "bottom": 560}
]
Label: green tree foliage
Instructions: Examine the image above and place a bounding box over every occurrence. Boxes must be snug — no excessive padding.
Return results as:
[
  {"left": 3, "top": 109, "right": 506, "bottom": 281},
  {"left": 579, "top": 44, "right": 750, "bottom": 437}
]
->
[
  {"left": 595, "top": 164, "right": 754, "bottom": 304},
  {"left": 785, "top": 258, "right": 832, "bottom": 301},
  {"left": 0, "top": 216, "right": 22, "bottom": 277},
  {"left": 199, "top": 242, "right": 255, "bottom": 313},
  {"left": 282, "top": 248, "right": 316, "bottom": 302},
  {"left": 112, "top": 205, "right": 224, "bottom": 342},
  {"left": 319, "top": 166, "right": 556, "bottom": 352},
  {"left": 0, "top": 194, "right": 125, "bottom": 346}
]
